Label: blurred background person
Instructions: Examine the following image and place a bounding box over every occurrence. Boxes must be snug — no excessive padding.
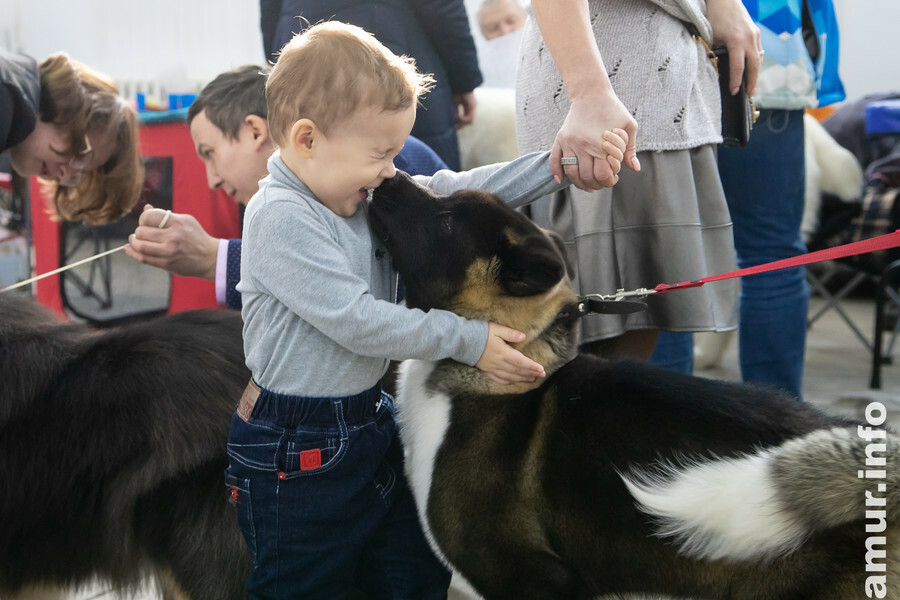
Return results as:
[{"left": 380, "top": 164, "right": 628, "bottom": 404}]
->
[
  {"left": 455, "top": 0, "right": 526, "bottom": 172},
  {"left": 713, "top": 0, "right": 845, "bottom": 398},
  {"left": 1, "top": 49, "right": 143, "bottom": 225},
  {"left": 477, "top": 0, "right": 527, "bottom": 41},
  {"left": 669, "top": 0, "right": 847, "bottom": 395},
  {"left": 472, "top": 0, "right": 527, "bottom": 89},
  {"left": 126, "top": 64, "right": 449, "bottom": 311},
  {"left": 259, "top": 0, "right": 482, "bottom": 170},
  {"left": 516, "top": 0, "right": 760, "bottom": 363}
]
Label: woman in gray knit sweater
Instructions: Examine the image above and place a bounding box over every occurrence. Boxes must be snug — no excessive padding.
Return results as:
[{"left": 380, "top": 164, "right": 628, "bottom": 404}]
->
[{"left": 516, "top": 0, "right": 761, "bottom": 362}]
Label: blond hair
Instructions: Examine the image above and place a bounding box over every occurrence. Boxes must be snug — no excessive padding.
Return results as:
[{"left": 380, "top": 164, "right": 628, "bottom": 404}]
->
[
  {"left": 39, "top": 53, "right": 144, "bottom": 225},
  {"left": 266, "top": 21, "right": 434, "bottom": 148}
]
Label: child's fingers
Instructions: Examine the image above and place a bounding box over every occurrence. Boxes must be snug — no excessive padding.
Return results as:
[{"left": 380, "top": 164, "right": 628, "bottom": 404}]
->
[
  {"left": 491, "top": 367, "right": 539, "bottom": 385},
  {"left": 605, "top": 160, "right": 621, "bottom": 182},
  {"left": 504, "top": 349, "right": 545, "bottom": 379},
  {"left": 604, "top": 129, "right": 628, "bottom": 152},
  {"left": 491, "top": 324, "right": 527, "bottom": 344},
  {"left": 481, "top": 323, "right": 546, "bottom": 383},
  {"left": 602, "top": 140, "right": 624, "bottom": 163},
  {"left": 597, "top": 129, "right": 626, "bottom": 184},
  {"left": 490, "top": 370, "right": 534, "bottom": 385},
  {"left": 487, "top": 371, "right": 532, "bottom": 385}
]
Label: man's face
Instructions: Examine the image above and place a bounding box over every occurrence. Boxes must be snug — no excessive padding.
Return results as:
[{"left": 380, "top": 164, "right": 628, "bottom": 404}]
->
[
  {"left": 189, "top": 109, "right": 269, "bottom": 205},
  {"left": 478, "top": 0, "right": 527, "bottom": 41}
]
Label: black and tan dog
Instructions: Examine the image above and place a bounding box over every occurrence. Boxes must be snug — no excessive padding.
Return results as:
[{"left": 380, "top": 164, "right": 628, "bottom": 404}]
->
[
  {"left": 369, "top": 173, "right": 900, "bottom": 600},
  {"left": 0, "top": 297, "right": 251, "bottom": 599}
]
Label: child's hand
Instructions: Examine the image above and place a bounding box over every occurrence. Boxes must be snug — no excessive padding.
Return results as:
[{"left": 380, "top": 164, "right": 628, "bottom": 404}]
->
[
  {"left": 602, "top": 128, "right": 628, "bottom": 180},
  {"left": 476, "top": 323, "right": 547, "bottom": 385}
]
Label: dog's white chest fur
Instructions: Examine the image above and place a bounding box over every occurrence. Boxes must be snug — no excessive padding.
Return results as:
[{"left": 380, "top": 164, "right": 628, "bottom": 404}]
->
[{"left": 394, "top": 360, "right": 452, "bottom": 559}]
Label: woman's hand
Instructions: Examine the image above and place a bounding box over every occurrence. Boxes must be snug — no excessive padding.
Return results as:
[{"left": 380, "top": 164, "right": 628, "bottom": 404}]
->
[
  {"left": 706, "top": 0, "right": 763, "bottom": 96},
  {"left": 549, "top": 88, "right": 640, "bottom": 192}
]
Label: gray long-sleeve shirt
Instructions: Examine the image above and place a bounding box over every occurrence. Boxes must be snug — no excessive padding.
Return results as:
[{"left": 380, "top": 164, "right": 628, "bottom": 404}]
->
[{"left": 239, "top": 151, "right": 562, "bottom": 396}]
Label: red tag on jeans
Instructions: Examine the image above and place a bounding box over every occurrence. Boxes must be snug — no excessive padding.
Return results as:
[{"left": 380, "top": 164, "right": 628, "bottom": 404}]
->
[{"left": 299, "top": 449, "right": 322, "bottom": 471}]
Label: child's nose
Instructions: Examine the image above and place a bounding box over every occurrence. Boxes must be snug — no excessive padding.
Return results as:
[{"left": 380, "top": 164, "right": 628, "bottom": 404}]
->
[{"left": 380, "top": 160, "right": 396, "bottom": 179}]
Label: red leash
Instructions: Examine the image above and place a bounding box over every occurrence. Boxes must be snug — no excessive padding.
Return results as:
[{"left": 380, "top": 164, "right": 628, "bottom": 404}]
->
[{"left": 652, "top": 229, "right": 900, "bottom": 295}]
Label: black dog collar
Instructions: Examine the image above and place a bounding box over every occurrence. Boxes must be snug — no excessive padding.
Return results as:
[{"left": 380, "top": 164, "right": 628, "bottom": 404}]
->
[{"left": 556, "top": 295, "right": 648, "bottom": 324}]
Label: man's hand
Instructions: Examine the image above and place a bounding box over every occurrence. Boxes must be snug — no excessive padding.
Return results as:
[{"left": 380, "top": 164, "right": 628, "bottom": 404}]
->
[
  {"left": 453, "top": 91, "right": 478, "bottom": 129},
  {"left": 475, "top": 323, "right": 546, "bottom": 385},
  {"left": 124, "top": 204, "right": 220, "bottom": 280}
]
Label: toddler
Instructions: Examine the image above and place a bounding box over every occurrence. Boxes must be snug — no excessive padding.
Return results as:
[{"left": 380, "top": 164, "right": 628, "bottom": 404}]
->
[{"left": 228, "top": 20, "right": 626, "bottom": 599}]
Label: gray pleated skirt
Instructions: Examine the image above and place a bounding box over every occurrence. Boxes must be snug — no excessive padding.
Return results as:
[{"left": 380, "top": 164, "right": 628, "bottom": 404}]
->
[{"left": 524, "top": 145, "right": 739, "bottom": 343}]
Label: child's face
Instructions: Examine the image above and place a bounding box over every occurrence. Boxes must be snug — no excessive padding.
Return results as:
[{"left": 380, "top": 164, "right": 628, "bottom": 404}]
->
[{"left": 303, "top": 104, "right": 416, "bottom": 217}]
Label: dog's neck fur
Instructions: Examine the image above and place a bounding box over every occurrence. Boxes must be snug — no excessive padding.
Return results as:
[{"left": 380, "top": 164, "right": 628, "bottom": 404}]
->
[{"left": 434, "top": 281, "right": 581, "bottom": 396}]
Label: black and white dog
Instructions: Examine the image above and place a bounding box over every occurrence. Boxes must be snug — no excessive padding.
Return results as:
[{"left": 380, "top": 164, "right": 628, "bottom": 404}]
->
[
  {"left": 0, "top": 298, "right": 251, "bottom": 599},
  {"left": 368, "top": 172, "right": 900, "bottom": 600}
]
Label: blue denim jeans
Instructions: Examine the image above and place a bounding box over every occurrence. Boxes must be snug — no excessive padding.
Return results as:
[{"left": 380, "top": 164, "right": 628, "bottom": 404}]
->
[
  {"left": 717, "top": 109, "right": 809, "bottom": 398},
  {"left": 650, "top": 331, "right": 694, "bottom": 375},
  {"left": 225, "top": 383, "right": 451, "bottom": 599},
  {"left": 652, "top": 110, "right": 809, "bottom": 398}
]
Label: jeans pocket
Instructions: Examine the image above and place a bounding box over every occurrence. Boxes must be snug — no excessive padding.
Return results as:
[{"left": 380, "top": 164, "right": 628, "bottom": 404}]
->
[
  {"left": 225, "top": 473, "right": 257, "bottom": 565},
  {"left": 276, "top": 401, "right": 351, "bottom": 479},
  {"left": 280, "top": 426, "right": 348, "bottom": 479},
  {"left": 227, "top": 413, "right": 280, "bottom": 472}
]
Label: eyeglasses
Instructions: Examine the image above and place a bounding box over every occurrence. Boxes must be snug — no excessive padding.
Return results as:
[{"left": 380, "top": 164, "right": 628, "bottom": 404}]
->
[{"left": 58, "top": 134, "right": 94, "bottom": 188}]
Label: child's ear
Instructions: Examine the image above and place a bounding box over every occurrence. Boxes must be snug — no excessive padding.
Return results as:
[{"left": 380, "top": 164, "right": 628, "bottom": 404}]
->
[
  {"left": 245, "top": 115, "right": 271, "bottom": 150},
  {"left": 289, "top": 119, "right": 317, "bottom": 158}
]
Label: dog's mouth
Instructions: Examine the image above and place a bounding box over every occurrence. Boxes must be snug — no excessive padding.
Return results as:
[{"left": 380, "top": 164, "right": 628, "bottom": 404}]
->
[
  {"left": 370, "top": 186, "right": 394, "bottom": 209},
  {"left": 367, "top": 203, "right": 390, "bottom": 244}
]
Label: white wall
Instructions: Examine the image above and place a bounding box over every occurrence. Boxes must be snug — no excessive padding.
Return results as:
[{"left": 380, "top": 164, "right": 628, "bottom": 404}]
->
[
  {"left": 0, "top": 0, "right": 264, "bottom": 102},
  {"left": 1, "top": 0, "right": 897, "bottom": 105},
  {"left": 832, "top": 0, "right": 900, "bottom": 102}
]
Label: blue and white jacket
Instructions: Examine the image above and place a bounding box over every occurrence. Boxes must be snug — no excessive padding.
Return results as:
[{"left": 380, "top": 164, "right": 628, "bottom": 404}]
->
[{"left": 748, "top": 0, "right": 845, "bottom": 109}]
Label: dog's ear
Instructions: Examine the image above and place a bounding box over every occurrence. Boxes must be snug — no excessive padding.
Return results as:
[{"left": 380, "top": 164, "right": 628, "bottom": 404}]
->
[
  {"left": 499, "top": 241, "right": 566, "bottom": 297},
  {"left": 544, "top": 229, "right": 574, "bottom": 280}
]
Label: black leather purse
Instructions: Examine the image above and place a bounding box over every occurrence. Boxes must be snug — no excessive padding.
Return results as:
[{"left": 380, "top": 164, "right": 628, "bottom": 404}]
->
[
  {"left": 713, "top": 45, "right": 759, "bottom": 147},
  {"left": 690, "top": 26, "right": 759, "bottom": 147}
]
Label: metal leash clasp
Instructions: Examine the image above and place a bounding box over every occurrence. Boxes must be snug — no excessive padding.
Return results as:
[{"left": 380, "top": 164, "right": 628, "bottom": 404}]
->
[
  {"left": 587, "top": 287, "right": 658, "bottom": 302},
  {"left": 574, "top": 288, "right": 654, "bottom": 316}
]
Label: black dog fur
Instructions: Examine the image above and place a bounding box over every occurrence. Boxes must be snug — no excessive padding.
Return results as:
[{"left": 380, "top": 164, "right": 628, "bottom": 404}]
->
[
  {"left": 0, "top": 298, "right": 251, "bottom": 599},
  {"left": 369, "top": 172, "right": 900, "bottom": 600}
]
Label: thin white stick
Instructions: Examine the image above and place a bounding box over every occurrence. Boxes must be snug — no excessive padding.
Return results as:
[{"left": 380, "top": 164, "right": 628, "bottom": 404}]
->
[{"left": 0, "top": 243, "right": 129, "bottom": 293}]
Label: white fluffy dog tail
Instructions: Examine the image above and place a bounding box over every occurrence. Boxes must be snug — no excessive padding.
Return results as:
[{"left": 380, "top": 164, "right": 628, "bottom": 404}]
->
[{"left": 621, "top": 427, "right": 900, "bottom": 562}]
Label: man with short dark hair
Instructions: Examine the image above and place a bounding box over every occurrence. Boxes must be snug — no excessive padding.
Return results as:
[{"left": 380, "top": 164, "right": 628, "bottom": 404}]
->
[{"left": 126, "top": 64, "right": 447, "bottom": 309}]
